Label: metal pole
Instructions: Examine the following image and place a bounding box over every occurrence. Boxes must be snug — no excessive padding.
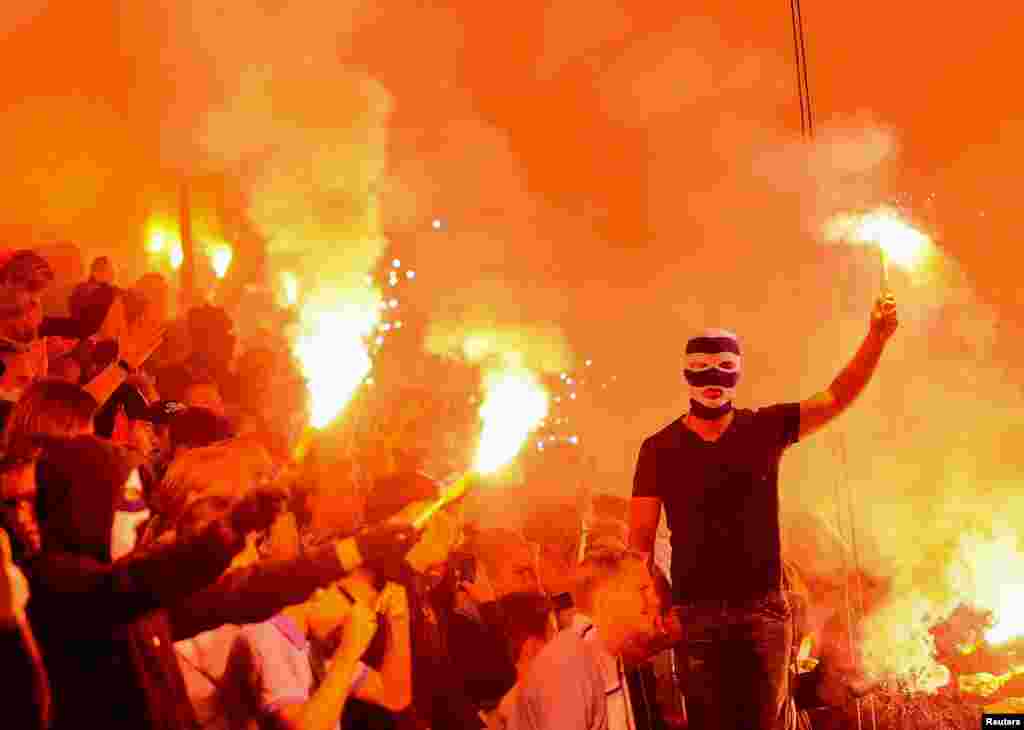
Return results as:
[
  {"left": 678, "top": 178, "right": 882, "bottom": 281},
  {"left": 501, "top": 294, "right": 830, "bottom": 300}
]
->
[{"left": 179, "top": 179, "right": 196, "bottom": 314}]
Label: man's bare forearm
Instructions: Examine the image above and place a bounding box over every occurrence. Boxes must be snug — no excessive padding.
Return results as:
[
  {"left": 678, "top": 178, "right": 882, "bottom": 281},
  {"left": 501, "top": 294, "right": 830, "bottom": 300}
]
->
[{"left": 827, "top": 330, "right": 886, "bottom": 410}]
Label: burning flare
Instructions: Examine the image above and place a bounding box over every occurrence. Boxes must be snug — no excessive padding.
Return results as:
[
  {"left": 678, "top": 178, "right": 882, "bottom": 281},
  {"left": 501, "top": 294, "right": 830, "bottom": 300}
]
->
[
  {"left": 474, "top": 367, "right": 550, "bottom": 474},
  {"left": 208, "top": 243, "right": 233, "bottom": 279},
  {"left": 861, "top": 523, "right": 1024, "bottom": 693},
  {"left": 292, "top": 288, "right": 380, "bottom": 429},
  {"left": 413, "top": 365, "right": 549, "bottom": 530},
  {"left": 145, "top": 219, "right": 185, "bottom": 271},
  {"left": 951, "top": 529, "right": 1024, "bottom": 646},
  {"left": 823, "top": 204, "right": 933, "bottom": 271}
]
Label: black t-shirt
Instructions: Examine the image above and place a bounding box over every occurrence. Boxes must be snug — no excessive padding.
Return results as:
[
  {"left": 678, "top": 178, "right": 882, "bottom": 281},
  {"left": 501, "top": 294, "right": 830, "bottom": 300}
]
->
[{"left": 632, "top": 404, "right": 801, "bottom": 601}]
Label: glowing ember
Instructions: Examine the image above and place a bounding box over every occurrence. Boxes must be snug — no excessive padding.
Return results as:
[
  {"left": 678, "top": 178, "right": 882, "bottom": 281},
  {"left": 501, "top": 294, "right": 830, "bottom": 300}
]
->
[
  {"left": 208, "top": 243, "right": 233, "bottom": 279},
  {"left": 823, "top": 205, "right": 933, "bottom": 271},
  {"left": 292, "top": 289, "right": 380, "bottom": 429},
  {"left": 473, "top": 367, "right": 549, "bottom": 474}
]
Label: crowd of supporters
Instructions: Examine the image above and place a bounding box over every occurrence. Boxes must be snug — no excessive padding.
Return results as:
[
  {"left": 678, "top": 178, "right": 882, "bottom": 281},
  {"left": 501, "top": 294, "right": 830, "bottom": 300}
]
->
[{"left": 0, "top": 246, "right": 832, "bottom": 730}]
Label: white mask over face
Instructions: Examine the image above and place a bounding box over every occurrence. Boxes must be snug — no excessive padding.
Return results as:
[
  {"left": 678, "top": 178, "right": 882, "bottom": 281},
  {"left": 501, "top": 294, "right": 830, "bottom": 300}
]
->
[
  {"left": 111, "top": 469, "right": 149, "bottom": 561},
  {"left": 683, "top": 330, "right": 742, "bottom": 419}
]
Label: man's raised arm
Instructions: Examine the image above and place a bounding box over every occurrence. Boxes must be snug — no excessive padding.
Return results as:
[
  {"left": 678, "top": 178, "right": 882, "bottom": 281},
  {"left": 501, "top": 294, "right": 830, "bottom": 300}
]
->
[{"left": 799, "top": 294, "right": 899, "bottom": 440}]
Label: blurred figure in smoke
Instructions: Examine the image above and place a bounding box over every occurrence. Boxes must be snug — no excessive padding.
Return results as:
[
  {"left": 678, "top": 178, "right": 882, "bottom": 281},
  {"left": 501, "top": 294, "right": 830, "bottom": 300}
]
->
[
  {"left": 630, "top": 295, "right": 899, "bottom": 730},
  {"left": 133, "top": 272, "right": 170, "bottom": 327},
  {"left": 68, "top": 256, "right": 114, "bottom": 322},
  {"left": 0, "top": 250, "right": 53, "bottom": 346},
  {"left": 183, "top": 378, "right": 226, "bottom": 417},
  {"left": 155, "top": 304, "right": 238, "bottom": 404}
]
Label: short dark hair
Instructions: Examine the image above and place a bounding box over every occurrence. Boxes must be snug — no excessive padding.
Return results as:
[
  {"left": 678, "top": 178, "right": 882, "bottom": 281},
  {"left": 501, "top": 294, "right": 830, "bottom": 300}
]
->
[
  {"left": 91, "top": 256, "right": 111, "bottom": 271},
  {"left": 3, "top": 379, "right": 98, "bottom": 453},
  {"left": 169, "top": 407, "right": 234, "bottom": 451},
  {"left": 496, "top": 592, "right": 553, "bottom": 664},
  {"left": 0, "top": 250, "right": 54, "bottom": 290}
]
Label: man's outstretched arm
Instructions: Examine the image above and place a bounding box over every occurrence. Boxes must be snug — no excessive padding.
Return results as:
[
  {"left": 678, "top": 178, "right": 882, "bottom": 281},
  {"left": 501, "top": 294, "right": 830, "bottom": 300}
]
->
[{"left": 799, "top": 294, "right": 899, "bottom": 439}]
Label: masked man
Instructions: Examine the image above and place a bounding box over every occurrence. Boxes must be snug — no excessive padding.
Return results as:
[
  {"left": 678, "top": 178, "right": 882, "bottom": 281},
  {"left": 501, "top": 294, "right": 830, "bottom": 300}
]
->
[{"left": 629, "top": 295, "right": 898, "bottom": 730}]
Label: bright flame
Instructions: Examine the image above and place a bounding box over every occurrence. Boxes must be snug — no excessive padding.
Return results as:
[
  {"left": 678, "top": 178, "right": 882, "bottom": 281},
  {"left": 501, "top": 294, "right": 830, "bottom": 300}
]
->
[
  {"left": 823, "top": 205, "right": 933, "bottom": 270},
  {"left": 951, "top": 529, "right": 1024, "bottom": 646},
  {"left": 146, "top": 230, "right": 167, "bottom": 254},
  {"left": 292, "top": 289, "right": 380, "bottom": 429},
  {"left": 473, "top": 367, "right": 549, "bottom": 474},
  {"left": 145, "top": 219, "right": 185, "bottom": 270},
  {"left": 169, "top": 242, "right": 184, "bottom": 269},
  {"left": 280, "top": 271, "right": 300, "bottom": 307},
  {"left": 208, "top": 243, "right": 233, "bottom": 279},
  {"left": 861, "top": 523, "right": 1024, "bottom": 692},
  {"left": 986, "top": 585, "right": 1024, "bottom": 645}
]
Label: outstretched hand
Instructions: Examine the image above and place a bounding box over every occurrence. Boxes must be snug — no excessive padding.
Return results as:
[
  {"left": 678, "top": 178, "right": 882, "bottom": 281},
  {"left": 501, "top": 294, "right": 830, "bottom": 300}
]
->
[
  {"left": 870, "top": 293, "right": 898, "bottom": 342},
  {"left": 119, "top": 314, "right": 166, "bottom": 371},
  {"left": 355, "top": 522, "right": 421, "bottom": 581}
]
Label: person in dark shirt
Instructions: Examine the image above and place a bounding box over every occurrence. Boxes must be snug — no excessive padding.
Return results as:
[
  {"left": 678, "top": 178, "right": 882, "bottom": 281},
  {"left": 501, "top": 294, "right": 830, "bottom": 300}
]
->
[
  {"left": 68, "top": 256, "right": 114, "bottom": 322},
  {"left": 629, "top": 294, "right": 899, "bottom": 730}
]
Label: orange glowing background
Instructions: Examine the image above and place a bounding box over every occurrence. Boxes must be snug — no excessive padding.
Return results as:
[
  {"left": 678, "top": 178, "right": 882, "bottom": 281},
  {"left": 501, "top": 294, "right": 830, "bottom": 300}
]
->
[{"left": 4, "top": 4, "right": 1024, "bottom": 691}]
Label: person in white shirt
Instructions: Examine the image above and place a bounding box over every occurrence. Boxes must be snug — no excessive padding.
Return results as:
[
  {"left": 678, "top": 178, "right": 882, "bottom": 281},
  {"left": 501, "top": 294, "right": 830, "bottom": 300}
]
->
[
  {"left": 509, "top": 551, "right": 658, "bottom": 730},
  {"left": 481, "top": 592, "right": 557, "bottom": 730}
]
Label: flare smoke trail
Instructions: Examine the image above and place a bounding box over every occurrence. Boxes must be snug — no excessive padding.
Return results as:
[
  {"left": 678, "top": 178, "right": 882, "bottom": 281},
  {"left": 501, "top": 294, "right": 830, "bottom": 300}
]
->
[
  {"left": 4, "top": 3, "right": 1024, "bottom": 688},
  {"left": 130, "top": 1, "right": 392, "bottom": 294}
]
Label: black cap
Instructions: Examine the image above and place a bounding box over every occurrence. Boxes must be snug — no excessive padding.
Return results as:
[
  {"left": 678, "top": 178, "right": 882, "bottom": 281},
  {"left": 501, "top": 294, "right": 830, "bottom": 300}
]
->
[
  {"left": 169, "top": 406, "right": 235, "bottom": 450},
  {"left": 94, "top": 382, "right": 186, "bottom": 438}
]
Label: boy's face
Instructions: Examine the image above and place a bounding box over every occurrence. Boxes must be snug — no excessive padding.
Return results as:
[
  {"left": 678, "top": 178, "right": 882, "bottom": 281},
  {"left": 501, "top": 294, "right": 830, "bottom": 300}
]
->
[{"left": 0, "top": 462, "right": 41, "bottom": 557}]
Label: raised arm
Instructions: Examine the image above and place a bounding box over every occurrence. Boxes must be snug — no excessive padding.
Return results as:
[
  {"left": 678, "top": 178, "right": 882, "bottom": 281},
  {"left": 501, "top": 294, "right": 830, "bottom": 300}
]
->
[
  {"left": 276, "top": 603, "right": 379, "bottom": 730},
  {"left": 170, "top": 522, "right": 419, "bottom": 640},
  {"left": 799, "top": 294, "right": 898, "bottom": 439},
  {"left": 30, "top": 522, "right": 240, "bottom": 633},
  {"left": 32, "top": 485, "right": 287, "bottom": 635},
  {"left": 353, "top": 582, "right": 413, "bottom": 712},
  {"left": 82, "top": 315, "right": 164, "bottom": 407}
]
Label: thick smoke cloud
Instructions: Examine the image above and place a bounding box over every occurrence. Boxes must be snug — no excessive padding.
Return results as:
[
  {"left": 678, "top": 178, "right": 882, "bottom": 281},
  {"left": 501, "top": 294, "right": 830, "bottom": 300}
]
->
[
  {"left": 4, "top": 3, "right": 1024, "bottom": 687},
  {"left": 124, "top": 1, "right": 391, "bottom": 294}
]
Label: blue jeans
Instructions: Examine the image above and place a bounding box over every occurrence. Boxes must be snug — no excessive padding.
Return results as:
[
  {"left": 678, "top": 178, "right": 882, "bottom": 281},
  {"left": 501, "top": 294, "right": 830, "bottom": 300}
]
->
[{"left": 674, "top": 591, "right": 793, "bottom": 730}]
